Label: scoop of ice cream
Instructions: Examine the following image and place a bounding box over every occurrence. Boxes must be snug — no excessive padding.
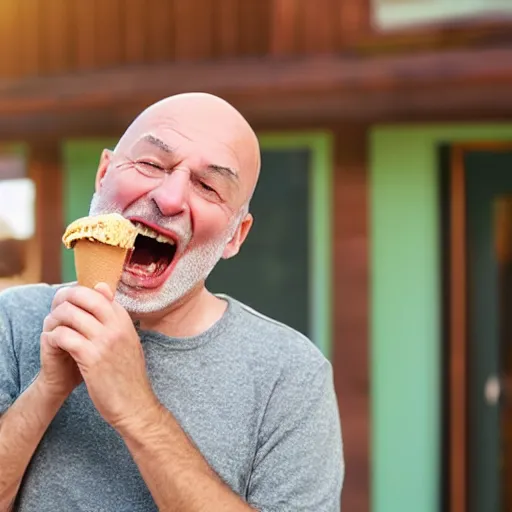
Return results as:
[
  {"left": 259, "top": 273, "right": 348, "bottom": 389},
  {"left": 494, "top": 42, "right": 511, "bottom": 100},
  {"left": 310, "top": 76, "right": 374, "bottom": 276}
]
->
[{"left": 62, "top": 213, "right": 137, "bottom": 250}]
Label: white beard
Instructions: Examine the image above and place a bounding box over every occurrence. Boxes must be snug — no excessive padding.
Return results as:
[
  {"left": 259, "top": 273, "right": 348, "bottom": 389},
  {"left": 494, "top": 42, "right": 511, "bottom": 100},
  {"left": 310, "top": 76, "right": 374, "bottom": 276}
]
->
[{"left": 88, "top": 192, "right": 239, "bottom": 315}]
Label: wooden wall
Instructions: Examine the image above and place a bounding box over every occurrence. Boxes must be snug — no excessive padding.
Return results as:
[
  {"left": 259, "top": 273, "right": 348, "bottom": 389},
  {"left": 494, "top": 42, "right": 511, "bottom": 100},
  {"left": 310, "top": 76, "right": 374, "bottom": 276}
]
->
[
  {"left": 0, "top": 0, "right": 369, "bottom": 79},
  {"left": 333, "top": 126, "right": 370, "bottom": 512}
]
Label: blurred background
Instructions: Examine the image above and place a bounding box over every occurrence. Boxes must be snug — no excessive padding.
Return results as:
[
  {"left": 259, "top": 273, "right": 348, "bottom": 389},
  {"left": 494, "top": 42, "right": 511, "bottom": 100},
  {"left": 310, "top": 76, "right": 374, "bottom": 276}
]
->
[{"left": 1, "top": 0, "right": 512, "bottom": 511}]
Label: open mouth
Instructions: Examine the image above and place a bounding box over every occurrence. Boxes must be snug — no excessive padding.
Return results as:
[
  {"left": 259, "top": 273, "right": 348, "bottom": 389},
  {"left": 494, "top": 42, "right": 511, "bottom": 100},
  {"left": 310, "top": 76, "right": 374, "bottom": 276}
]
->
[{"left": 124, "top": 221, "right": 178, "bottom": 282}]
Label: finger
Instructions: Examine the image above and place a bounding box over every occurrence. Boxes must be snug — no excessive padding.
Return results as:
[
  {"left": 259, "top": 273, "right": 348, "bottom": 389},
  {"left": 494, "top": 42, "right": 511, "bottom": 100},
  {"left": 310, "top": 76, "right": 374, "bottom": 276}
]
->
[
  {"left": 94, "top": 282, "right": 114, "bottom": 302},
  {"left": 51, "top": 285, "right": 115, "bottom": 324},
  {"left": 45, "top": 301, "right": 102, "bottom": 341},
  {"left": 51, "top": 285, "right": 74, "bottom": 311},
  {"left": 46, "top": 326, "right": 92, "bottom": 366}
]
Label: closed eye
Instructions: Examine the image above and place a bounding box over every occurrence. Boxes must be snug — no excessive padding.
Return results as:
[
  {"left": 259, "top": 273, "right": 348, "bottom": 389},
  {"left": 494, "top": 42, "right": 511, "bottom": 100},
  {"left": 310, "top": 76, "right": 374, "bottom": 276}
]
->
[
  {"left": 199, "top": 182, "right": 215, "bottom": 192},
  {"left": 139, "top": 161, "right": 162, "bottom": 170}
]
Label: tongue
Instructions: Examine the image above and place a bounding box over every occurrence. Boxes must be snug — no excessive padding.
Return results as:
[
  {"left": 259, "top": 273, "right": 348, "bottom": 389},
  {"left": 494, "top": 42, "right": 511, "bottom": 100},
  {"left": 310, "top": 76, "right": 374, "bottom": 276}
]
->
[
  {"left": 130, "top": 247, "right": 155, "bottom": 266},
  {"left": 125, "top": 246, "right": 167, "bottom": 277}
]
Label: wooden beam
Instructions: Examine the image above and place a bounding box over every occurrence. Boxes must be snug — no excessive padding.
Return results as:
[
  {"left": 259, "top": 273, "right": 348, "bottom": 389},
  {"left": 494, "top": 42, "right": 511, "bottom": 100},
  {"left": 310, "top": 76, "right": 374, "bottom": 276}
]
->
[
  {"left": 28, "top": 141, "right": 63, "bottom": 285},
  {"left": 449, "top": 146, "right": 467, "bottom": 512},
  {"left": 333, "top": 125, "right": 370, "bottom": 512},
  {"left": 0, "top": 46, "right": 512, "bottom": 137},
  {"left": 270, "top": 0, "right": 298, "bottom": 56}
]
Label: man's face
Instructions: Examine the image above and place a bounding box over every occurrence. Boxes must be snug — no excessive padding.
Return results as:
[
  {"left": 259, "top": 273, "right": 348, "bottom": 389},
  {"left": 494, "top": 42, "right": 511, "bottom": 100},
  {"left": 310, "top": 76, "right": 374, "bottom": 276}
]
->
[{"left": 89, "top": 112, "right": 255, "bottom": 315}]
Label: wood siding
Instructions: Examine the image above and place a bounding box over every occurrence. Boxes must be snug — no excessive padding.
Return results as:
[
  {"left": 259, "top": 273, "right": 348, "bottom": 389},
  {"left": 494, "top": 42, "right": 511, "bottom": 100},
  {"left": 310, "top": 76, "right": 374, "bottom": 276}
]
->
[
  {"left": 333, "top": 126, "right": 370, "bottom": 512},
  {"left": 0, "top": 0, "right": 368, "bottom": 79}
]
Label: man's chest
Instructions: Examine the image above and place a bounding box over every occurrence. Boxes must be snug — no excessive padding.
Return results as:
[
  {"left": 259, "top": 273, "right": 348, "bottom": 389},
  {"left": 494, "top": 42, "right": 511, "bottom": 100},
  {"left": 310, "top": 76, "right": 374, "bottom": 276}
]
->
[{"left": 17, "top": 360, "right": 261, "bottom": 511}]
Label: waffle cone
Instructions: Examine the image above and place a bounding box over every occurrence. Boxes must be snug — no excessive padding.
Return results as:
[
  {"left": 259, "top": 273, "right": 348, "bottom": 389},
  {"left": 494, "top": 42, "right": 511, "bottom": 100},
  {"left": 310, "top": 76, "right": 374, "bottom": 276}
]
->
[{"left": 74, "top": 239, "right": 128, "bottom": 293}]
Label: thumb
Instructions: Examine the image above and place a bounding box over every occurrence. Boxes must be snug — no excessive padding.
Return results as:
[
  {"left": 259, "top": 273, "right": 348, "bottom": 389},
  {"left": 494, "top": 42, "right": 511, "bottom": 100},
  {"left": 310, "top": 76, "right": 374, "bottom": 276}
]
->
[{"left": 94, "top": 282, "right": 115, "bottom": 302}]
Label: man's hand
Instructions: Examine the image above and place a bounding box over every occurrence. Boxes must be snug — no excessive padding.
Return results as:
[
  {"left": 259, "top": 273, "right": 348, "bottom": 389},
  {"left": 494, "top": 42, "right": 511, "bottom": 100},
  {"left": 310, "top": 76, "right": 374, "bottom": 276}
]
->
[
  {"left": 39, "top": 308, "right": 83, "bottom": 399},
  {"left": 44, "top": 283, "right": 158, "bottom": 431}
]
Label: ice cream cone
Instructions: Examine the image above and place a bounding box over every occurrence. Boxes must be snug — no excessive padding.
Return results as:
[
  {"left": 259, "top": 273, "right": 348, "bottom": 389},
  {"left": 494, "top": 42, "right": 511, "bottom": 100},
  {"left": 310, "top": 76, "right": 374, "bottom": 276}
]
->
[
  {"left": 73, "top": 239, "right": 129, "bottom": 293},
  {"left": 62, "top": 213, "right": 138, "bottom": 294}
]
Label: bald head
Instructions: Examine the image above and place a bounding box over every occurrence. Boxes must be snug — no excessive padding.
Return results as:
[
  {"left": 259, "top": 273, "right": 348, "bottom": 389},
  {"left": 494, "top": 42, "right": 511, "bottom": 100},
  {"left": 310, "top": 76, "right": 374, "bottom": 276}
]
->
[
  {"left": 116, "top": 93, "right": 260, "bottom": 208},
  {"left": 90, "top": 93, "right": 260, "bottom": 313}
]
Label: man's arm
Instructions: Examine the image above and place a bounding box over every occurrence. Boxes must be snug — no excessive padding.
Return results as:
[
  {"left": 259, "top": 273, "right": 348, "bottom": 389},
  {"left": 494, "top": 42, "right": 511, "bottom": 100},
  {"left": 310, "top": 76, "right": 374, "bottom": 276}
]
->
[
  {"left": 119, "top": 405, "right": 255, "bottom": 512},
  {"left": 246, "top": 360, "right": 343, "bottom": 512},
  {"left": 0, "top": 376, "right": 66, "bottom": 511},
  {"left": 45, "top": 284, "right": 255, "bottom": 512}
]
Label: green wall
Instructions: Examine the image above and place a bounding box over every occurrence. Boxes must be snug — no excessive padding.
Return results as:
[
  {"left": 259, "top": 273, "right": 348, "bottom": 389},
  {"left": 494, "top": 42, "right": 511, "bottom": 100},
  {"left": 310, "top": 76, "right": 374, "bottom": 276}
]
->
[
  {"left": 62, "top": 140, "right": 116, "bottom": 282},
  {"left": 371, "top": 124, "right": 512, "bottom": 512}
]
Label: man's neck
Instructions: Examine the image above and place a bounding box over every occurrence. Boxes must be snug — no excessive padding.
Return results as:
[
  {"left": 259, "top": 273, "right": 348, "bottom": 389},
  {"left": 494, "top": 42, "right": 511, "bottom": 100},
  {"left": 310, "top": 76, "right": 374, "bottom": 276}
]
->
[{"left": 134, "top": 286, "right": 228, "bottom": 339}]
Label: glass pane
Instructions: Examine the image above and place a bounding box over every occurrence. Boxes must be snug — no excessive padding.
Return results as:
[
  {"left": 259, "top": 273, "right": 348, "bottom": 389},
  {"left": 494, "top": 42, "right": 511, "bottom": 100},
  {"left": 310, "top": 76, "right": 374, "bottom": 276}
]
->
[
  {"left": 0, "top": 177, "right": 35, "bottom": 283},
  {"left": 206, "top": 149, "right": 310, "bottom": 338},
  {"left": 496, "top": 196, "right": 512, "bottom": 512}
]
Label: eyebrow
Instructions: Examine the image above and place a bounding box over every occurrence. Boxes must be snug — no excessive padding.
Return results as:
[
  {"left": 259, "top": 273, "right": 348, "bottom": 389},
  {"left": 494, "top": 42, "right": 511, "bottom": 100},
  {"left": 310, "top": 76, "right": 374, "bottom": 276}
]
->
[
  {"left": 140, "top": 134, "right": 238, "bottom": 181},
  {"left": 142, "top": 134, "right": 174, "bottom": 153},
  {"left": 207, "top": 164, "right": 238, "bottom": 181}
]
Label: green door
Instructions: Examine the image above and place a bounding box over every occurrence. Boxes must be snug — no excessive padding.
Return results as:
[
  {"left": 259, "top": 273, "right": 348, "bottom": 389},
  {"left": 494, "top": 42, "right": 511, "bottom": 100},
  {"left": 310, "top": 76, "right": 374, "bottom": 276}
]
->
[
  {"left": 207, "top": 148, "right": 311, "bottom": 336},
  {"left": 466, "top": 149, "right": 512, "bottom": 512}
]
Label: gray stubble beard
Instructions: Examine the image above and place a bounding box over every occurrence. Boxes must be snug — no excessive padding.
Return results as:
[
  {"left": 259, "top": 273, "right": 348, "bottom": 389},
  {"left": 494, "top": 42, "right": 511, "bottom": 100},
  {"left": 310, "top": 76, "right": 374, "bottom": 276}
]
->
[{"left": 88, "top": 192, "right": 243, "bottom": 315}]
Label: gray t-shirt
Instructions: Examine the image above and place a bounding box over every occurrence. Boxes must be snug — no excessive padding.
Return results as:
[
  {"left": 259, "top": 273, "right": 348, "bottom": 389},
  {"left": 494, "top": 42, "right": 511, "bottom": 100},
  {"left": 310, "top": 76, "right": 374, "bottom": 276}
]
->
[{"left": 0, "top": 283, "right": 343, "bottom": 511}]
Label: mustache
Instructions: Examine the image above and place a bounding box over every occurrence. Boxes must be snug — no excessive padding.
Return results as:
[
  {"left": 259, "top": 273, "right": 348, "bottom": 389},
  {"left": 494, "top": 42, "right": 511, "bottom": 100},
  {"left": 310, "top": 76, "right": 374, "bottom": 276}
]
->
[
  {"left": 125, "top": 202, "right": 192, "bottom": 242},
  {"left": 90, "top": 195, "right": 192, "bottom": 244}
]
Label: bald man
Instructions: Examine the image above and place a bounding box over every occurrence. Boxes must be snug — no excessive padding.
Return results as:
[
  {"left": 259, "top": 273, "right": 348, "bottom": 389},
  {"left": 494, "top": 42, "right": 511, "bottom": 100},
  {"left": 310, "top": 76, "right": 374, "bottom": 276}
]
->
[{"left": 0, "top": 94, "right": 343, "bottom": 511}]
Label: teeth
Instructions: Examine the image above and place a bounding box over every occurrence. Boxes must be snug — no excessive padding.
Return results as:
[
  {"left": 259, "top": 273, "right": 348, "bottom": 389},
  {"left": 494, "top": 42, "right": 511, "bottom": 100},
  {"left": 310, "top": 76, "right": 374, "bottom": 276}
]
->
[{"left": 133, "top": 222, "right": 175, "bottom": 245}]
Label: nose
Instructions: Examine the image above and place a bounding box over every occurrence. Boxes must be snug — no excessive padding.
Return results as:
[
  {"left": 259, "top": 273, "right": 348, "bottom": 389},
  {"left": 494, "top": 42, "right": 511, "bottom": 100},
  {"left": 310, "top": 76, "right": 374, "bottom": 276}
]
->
[{"left": 148, "top": 169, "right": 189, "bottom": 217}]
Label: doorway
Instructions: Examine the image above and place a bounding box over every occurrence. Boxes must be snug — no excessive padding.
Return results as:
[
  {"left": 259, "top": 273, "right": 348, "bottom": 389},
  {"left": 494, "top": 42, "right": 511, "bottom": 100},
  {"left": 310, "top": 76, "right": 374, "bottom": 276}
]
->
[{"left": 445, "top": 142, "right": 512, "bottom": 512}]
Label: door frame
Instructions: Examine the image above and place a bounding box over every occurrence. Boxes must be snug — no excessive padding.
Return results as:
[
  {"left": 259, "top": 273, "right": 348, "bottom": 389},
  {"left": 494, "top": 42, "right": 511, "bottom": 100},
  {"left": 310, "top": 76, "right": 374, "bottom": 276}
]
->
[
  {"left": 258, "top": 132, "right": 333, "bottom": 359},
  {"left": 447, "top": 141, "right": 512, "bottom": 512}
]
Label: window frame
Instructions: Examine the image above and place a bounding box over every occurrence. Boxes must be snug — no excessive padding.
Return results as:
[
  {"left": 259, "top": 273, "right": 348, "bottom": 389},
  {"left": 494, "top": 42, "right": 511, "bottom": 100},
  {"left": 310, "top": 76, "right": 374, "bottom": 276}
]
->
[{"left": 258, "top": 132, "right": 333, "bottom": 360}]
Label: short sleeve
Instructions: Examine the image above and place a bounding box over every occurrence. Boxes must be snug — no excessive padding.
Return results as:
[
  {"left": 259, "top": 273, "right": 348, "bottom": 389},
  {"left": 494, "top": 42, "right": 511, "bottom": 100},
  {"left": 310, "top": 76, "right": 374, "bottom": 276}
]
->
[
  {"left": 0, "top": 299, "right": 19, "bottom": 414},
  {"left": 247, "top": 360, "right": 344, "bottom": 512}
]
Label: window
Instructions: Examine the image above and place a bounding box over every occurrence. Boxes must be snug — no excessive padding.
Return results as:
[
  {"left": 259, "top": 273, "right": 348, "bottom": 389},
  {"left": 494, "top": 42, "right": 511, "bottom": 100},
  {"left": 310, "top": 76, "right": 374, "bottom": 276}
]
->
[
  {"left": 373, "top": 0, "right": 512, "bottom": 30},
  {"left": 0, "top": 151, "right": 38, "bottom": 290},
  {"left": 206, "top": 134, "right": 333, "bottom": 358}
]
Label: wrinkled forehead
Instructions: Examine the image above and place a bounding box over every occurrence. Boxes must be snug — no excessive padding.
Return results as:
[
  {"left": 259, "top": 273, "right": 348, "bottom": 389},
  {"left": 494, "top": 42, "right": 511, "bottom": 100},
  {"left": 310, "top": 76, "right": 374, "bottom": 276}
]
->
[{"left": 118, "top": 110, "right": 259, "bottom": 198}]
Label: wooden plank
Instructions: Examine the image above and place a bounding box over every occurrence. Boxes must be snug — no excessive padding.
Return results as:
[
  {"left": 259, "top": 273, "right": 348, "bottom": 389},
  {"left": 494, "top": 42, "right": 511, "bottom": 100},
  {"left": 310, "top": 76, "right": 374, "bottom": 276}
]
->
[
  {"left": 214, "top": 0, "right": 239, "bottom": 58},
  {"left": 173, "top": 0, "right": 196, "bottom": 60},
  {"left": 28, "top": 141, "right": 63, "bottom": 285},
  {"left": 193, "top": 0, "right": 214, "bottom": 59},
  {"left": 333, "top": 125, "right": 370, "bottom": 512},
  {"left": 95, "top": 0, "right": 123, "bottom": 68},
  {"left": 339, "top": 0, "right": 371, "bottom": 48},
  {"left": 146, "top": 0, "right": 174, "bottom": 62},
  {"left": 18, "top": 0, "right": 40, "bottom": 76},
  {"left": 40, "top": 0, "right": 70, "bottom": 74},
  {"left": 0, "top": 0, "right": 21, "bottom": 78},
  {"left": 72, "top": 0, "right": 97, "bottom": 70},
  {"left": 269, "top": 0, "right": 298, "bottom": 56},
  {"left": 298, "top": 0, "right": 337, "bottom": 54},
  {"left": 449, "top": 146, "right": 467, "bottom": 512},
  {"left": 124, "top": 0, "right": 146, "bottom": 63},
  {"left": 174, "top": 0, "right": 214, "bottom": 60},
  {"left": 238, "top": 0, "right": 271, "bottom": 56}
]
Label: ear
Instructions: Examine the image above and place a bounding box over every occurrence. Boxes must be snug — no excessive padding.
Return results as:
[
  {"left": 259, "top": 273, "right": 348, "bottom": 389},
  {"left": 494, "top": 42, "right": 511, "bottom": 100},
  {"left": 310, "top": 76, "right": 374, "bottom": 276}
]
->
[
  {"left": 95, "top": 149, "right": 114, "bottom": 192},
  {"left": 222, "top": 213, "right": 253, "bottom": 260}
]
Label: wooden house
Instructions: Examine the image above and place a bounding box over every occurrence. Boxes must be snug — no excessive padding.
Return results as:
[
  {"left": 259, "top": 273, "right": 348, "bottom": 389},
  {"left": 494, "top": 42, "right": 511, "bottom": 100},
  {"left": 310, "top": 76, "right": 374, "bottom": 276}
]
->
[{"left": 1, "top": 1, "right": 512, "bottom": 511}]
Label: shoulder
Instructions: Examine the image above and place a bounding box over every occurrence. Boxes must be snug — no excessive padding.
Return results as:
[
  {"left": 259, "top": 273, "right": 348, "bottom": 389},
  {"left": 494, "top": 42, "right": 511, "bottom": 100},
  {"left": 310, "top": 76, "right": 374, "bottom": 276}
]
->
[
  {"left": 0, "top": 282, "right": 65, "bottom": 312},
  {"left": 224, "top": 295, "right": 330, "bottom": 378},
  {"left": 0, "top": 282, "right": 69, "bottom": 328}
]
